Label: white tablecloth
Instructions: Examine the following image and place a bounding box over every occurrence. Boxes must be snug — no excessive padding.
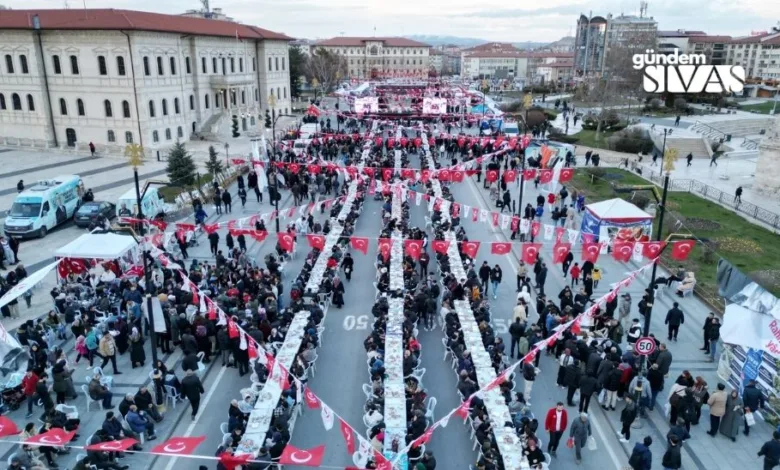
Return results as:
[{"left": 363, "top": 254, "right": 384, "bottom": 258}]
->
[{"left": 384, "top": 299, "right": 407, "bottom": 454}]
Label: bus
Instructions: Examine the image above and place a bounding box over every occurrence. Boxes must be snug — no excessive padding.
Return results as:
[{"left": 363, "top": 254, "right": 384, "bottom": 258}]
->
[{"left": 4, "top": 175, "right": 83, "bottom": 238}]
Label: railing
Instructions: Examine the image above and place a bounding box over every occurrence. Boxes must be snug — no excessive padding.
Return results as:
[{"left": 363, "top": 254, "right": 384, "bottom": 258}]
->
[{"left": 693, "top": 120, "right": 728, "bottom": 140}]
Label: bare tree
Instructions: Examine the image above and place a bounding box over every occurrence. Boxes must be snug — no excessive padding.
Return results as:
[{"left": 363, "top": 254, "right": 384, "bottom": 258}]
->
[{"left": 306, "top": 48, "right": 347, "bottom": 93}]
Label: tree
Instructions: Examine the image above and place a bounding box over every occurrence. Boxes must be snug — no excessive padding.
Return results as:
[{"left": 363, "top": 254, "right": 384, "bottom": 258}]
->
[
  {"left": 288, "top": 46, "right": 307, "bottom": 99},
  {"left": 306, "top": 47, "right": 347, "bottom": 93},
  {"left": 166, "top": 141, "right": 197, "bottom": 186},
  {"left": 231, "top": 115, "right": 240, "bottom": 138},
  {"left": 205, "top": 145, "right": 223, "bottom": 176},
  {"left": 264, "top": 110, "right": 272, "bottom": 129}
]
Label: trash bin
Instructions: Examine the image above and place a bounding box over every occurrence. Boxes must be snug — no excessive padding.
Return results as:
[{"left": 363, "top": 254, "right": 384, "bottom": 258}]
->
[{"left": 726, "top": 134, "right": 732, "bottom": 142}]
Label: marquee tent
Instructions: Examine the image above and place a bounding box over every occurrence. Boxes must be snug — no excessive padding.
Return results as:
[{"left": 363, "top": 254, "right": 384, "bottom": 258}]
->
[
  {"left": 580, "top": 198, "right": 653, "bottom": 242},
  {"left": 54, "top": 232, "right": 138, "bottom": 260}
]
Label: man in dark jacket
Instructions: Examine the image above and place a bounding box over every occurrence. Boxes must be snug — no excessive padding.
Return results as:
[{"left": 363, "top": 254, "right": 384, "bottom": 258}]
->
[
  {"left": 662, "top": 436, "right": 682, "bottom": 469},
  {"left": 478, "top": 261, "right": 491, "bottom": 294},
  {"left": 629, "top": 436, "right": 653, "bottom": 470},
  {"left": 646, "top": 363, "right": 664, "bottom": 411},
  {"left": 758, "top": 431, "right": 780, "bottom": 470},
  {"left": 509, "top": 318, "right": 525, "bottom": 359},
  {"left": 742, "top": 380, "right": 765, "bottom": 436},
  {"left": 181, "top": 370, "right": 205, "bottom": 419},
  {"left": 564, "top": 360, "right": 582, "bottom": 406},
  {"left": 664, "top": 302, "right": 685, "bottom": 341},
  {"left": 578, "top": 375, "right": 598, "bottom": 413}
]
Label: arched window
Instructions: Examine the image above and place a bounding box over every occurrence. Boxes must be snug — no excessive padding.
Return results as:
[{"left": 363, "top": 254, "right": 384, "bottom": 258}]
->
[
  {"left": 149, "top": 100, "right": 156, "bottom": 117},
  {"left": 0, "top": 94, "right": 5, "bottom": 110},
  {"left": 152, "top": 130, "right": 159, "bottom": 142},
  {"left": 10, "top": 93, "right": 21, "bottom": 110},
  {"left": 20, "top": 55, "right": 29, "bottom": 74},
  {"left": 241, "top": 90, "right": 245, "bottom": 104},
  {"left": 185, "top": 57, "right": 191, "bottom": 74},
  {"left": 162, "top": 99, "right": 168, "bottom": 116},
  {"left": 143, "top": 56, "right": 150, "bottom": 76},
  {"left": 52, "top": 55, "right": 61, "bottom": 74},
  {"left": 69, "top": 55, "right": 79, "bottom": 74},
  {"left": 165, "top": 128, "right": 172, "bottom": 140},
  {"left": 230, "top": 57, "right": 235, "bottom": 73},
  {"left": 26, "top": 94, "right": 34, "bottom": 111},
  {"left": 250, "top": 116, "right": 255, "bottom": 125},
  {"left": 275, "top": 57, "right": 279, "bottom": 71},
  {"left": 170, "top": 57, "right": 176, "bottom": 75},
  {"left": 107, "top": 130, "right": 116, "bottom": 142},
  {"left": 239, "top": 57, "right": 243, "bottom": 72},
  {"left": 282, "top": 57, "right": 286, "bottom": 70},
  {"left": 5, "top": 54, "right": 14, "bottom": 73},
  {"left": 204, "top": 94, "right": 210, "bottom": 109},
  {"left": 177, "top": 126, "right": 183, "bottom": 138},
  {"left": 276, "top": 87, "right": 280, "bottom": 99},
  {"left": 117, "top": 56, "right": 126, "bottom": 76},
  {"left": 104, "top": 100, "right": 113, "bottom": 117},
  {"left": 174, "top": 98, "right": 180, "bottom": 114},
  {"left": 156, "top": 56, "right": 163, "bottom": 75},
  {"left": 122, "top": 100, "right": 131, "bottom": 118},
  {"left": 189, "top": 94, "right": 194, "bottom": 110},
  {"left": 125, "top": 131, "right": 133, "bottom": 143},
  {"left": 58, "top": 97, "right": 67, "bottom": 115},
  {"left": 97, "top": 55, "right": 107, "bottom": 75},
  {"left": 77, "top": 99, "right": 85, "bottom": 116}
]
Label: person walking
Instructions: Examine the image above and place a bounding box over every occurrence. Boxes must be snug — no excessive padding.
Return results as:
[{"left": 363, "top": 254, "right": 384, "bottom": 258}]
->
[
  {"left": 212, "top": 191, "right": 222, "bottom": 215},
  {"left": 568, "top": 412, "right": 591, "bottom": 465},
  {"left": 743, "top": 379, "right": 765, "bottom": 436},
  {"left": 535, "top": 262, "right": 548, "bottom": 296},
  {"left": 98, "top": 330, "right": 121, "bottom": 374},
  {"left": 662, "top": 436, "right": 682, "bottom": 470},
  {"left": 89, "top": 141, "right": 96, "bottom": 157},
  {"left": 706, "top": 318, "right": 721, "bottom": 362},
  {"left": 720, "top": 388, "right": 744, "bottom": 442},
  {"left": 619, "top": 396, "right": 638, "bottom": 443},
  {"left": 665, "top": 303, "right": 684, "bottom": 341},
  {"left": 710, "top": 153, "right": 719, "bottom": 167},
  {"left": 489, "top": 264, "right": 502, "bottom": 300},
  {"left": 564, "top": 359, "right": 582, "bottom": 406},
  {"left": 675, "top": 115, "right": 681, "bottom": 127},
  {"left": 221, "top": 190, "right": 232, "bottom": 214},
  {"left": 579, "top": 374, "right": 597, "bottom": 413},
  {"left": 701, "top": 312, "right": 715, "bottom": 352},
  {"left": 569, "top": 263, "right": 581, "bottom": 287},
  {"left": 181, "top": 369, "right": 204, "bottom": 420},
  {"left": 707, "top": 383, "right": 728, "bottom": 436},
  {"left": 523, "top": 361, "right": 536, "bottom": 403},
  {"left": 208, "top": 231, "right": 220, "bottom": 257},
  {"left": 21, "top": 367, "right": 39, "bottom": 418},
  {"left": 758, "top": 431, "right": 780, "bottom": 470},
  {"left": 628, "top": 436, "right": 653, "bottom": 470},
  {"left": 686, "top": 153, "right": 693, "bottom": 167},
  {"left": 562, "top": 251, "right": 574, "bottom": 277},
  {"left": 509, "top": 317, "right": 525, "bottom": 359},
  {"left": 478, "top": 261, "right": 491, "bottom": 296},
  {"left": 16, "top": 180, "right": 24, "bottom": 193},
  {"left": 544, "top": 402, "right": 568, "bottom": 457},
  {"left": 735, "top": 186, "right": 743, "bottom": 204}
]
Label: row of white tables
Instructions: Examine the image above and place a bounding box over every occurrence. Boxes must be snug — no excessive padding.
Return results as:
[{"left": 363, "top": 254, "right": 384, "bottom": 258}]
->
[
  {"left": 237, "top": 121, "right": 378, "bottom": 458},
  {"left": 422, "top": 133, "right": 526, "bottom": 470}
]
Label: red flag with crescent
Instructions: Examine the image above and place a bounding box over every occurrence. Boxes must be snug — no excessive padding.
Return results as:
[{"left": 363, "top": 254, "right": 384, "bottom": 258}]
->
[
  {"left": 432, "top": 240, "right": 450, "bottom": 255},
  {"left": 279, "top": 444, "right": 325, "bottom": 467},
  {"left": 404, "top": 239, "right": 423, "bottom": 260},
  {"left": 306, "top": 234, "right": 325, "bottom": 251},
  {"left": 643, "top": 241, "right": 666, "bottom": 259},
  {"left": 503, "top": 169, "right": 517, "bottom": 183},
  {"left": 378, "top": 238, "right": 393, "bottom": 262},
  {"left": 85, "top": 438, "right": 138, "bottom": 452},
  {"left": 559, "top": 168, "right": 574, "bottom": 183},
  {"left": 671, "top": 240, "right": 695, "bottom": 260},
  {"left": 277, "top": 232, "right": 295, "bottom": 253},
  {"left": 613, "top": 240, "right": 635, "bottom": 262},
  {"left": 150, "top": 436, "right": 206, "bottom": 456},
  {"left": 491, "top": 242, "right": 512, "bottom": 255},
  {"left": 522, "top": 243, "right": 542, "bottom": 264},
  {"left": 581, "top": 242, "right": 601, "bottom": 263},
  {"left": 539, "top": 169, "right": 553, "bottom": 184},
  {"left": 461, "top": 241, "right": 481, "bottom": 259},
  {"left": 552, "top": 243, "right": 572, "bottom": 264},
  {"left": 523, "top": 168, "right": 537, "bottom": 181},
  {"left": 350, "top": 237, "right": 369, "bottom": 255}
]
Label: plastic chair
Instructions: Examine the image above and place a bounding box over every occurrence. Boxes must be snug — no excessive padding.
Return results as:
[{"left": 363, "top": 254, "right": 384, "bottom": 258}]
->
[
  {"left": 362, "top": 384, "right": 375, "bottom": 401},
  {"left": 121, "top": 416, "right": 144, "bottom": 445},
  {"left": 442, "top": 338, "right": 452, "bottom": 361},
  {"left": 164, "top": 385, "right": 183, "bottom": 410},
  {"left": 6, "top": 454, "right": 16, "bottom": 466},
  {"left": 220, "top": 422, "right": 229, "bottom": 434},
  {"left": 307, "top": 353, "right": 319, "bottom": 377},
  {"left": 82, "top": 384, "right": 103, "bottom": 411},
  {"left": 406, "top": 367, "right": 426, "bottom": 383},
  {"left": 410, "top": 444, "right": 425, "bottom": 464},
  {"left": 425, "top": 396, "right": 437, "bottom": 425},
  {"left": 56, "top": 404, "right": 79, "bottom": 420}
]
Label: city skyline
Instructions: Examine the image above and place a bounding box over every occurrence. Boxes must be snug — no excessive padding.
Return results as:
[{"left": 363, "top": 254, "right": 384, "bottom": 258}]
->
[{"left": 6, "top": 0, "right": 779, "bottom": 43}]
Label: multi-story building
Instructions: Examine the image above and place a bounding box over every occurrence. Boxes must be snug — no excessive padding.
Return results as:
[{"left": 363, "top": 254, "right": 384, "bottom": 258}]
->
[
  {"left": 574, "top": 13, "right": 657, "bottom": 76},
  {"left": 0, "top": 8, "right": 292, "bottom": 155},
  {"left": 656, "top": 30, "right": 707, "bottom": 55},
  {"left": 460, "top": 42, "right": 573, "bottom": 82},
  {"left": 687, "top": 35, "right": 731, "bottom": 65},
  {"left": 429, "top": 50, "right": 444, "bottom": 75},
  {"left": 313, "top": 37, "right": 430, "bottom": 80},
  {"left": 727, "top": 32, "right": 780, "bottom": 80},
  {"left": 536, "top": 60, "right": 574, "bottom": 85}
]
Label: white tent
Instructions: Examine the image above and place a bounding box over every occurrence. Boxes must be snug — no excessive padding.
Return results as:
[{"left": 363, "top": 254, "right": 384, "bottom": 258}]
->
[
  {"left": 585, "top": 198, "right": 653, "bottom": 222},
  {"left": 54, "top": 232, "right": 138, "bottom": 260},
  {"left": 580, "top": 198, "right": 654, "bottom": 242}
]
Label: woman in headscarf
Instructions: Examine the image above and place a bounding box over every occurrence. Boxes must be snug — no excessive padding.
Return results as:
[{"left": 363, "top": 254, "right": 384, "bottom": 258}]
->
[
  {"left": 331, "top": 276, "right": 345, "bottom": 308},
  {"left": 720, "top": 388, "right": 744, "bottom": 442},
  {"left": 129, "top": 327, "right": 145, "bottom": 368},
  {"left": 52, "top": 360, "right": 70, "bottom": 404}
]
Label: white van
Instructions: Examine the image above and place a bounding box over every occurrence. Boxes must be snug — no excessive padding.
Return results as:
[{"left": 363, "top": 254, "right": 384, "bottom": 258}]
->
[
  {"left": 116, "top": 187, "right": 165, "bottom": 221},
  {"left": 299, "top": 123, "right": 321, "bottom": 140},
  {"left": 292, "top": 139, "right": 311, "bottom": 157},
  {"left": 504, "top": 122, "right": 520, "bottom": 137},
  {"left": 4, "top": 175, "right": 83, "bottom": 238}
]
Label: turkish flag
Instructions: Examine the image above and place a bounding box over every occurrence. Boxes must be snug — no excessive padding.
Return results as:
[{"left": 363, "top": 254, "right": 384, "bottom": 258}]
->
[
  {"left": 511, "top": 216, "right": 520, "bottom": 232},
  {"left": 455, "top": 398, "right": 472, "bottom": 419},
  {"left": 149, "top": 219, "right": 167, "bottom": 231},
  {"left": 521, "top": 243, "right": 542, "bottom": 264},
  {"left": 471, "top": 207, "right": 479, "bottom": 222},
  {"left": 277, "top": 232, "right": 295, "bottom": 253},
  {"left": 643, "top": 241, "right": 666, "bottom": 259},
  {"left": 401, "top": 168, "right": 415, "bottom": 181},
  {"left": 539, "top": 169, "right": 553, "bottom": 184},
  {"left": 491, "top": 242, "right": 512, "bottom": 255},
  {"left": 279, "top": 444, "right": 326, "bottom": 467},
  {"left": 521, "top": 135, "right": 531, "bottom": 149},
  {"left": 525, "top": 348, "right": 538, "bottom": 363},
  {"left": 219, "top": 452, "right": 251, "bottom": 470},
  {"left": 404, "top": 239, "right": 423, "bottom": 260},
  {"left": 350, "top": 237, "right": 369, "bottom": 255},
  {"left": 346, "top": 166, "right": 358, "bottom": 179},
  {"left": 175, "top": 222, "right": 196, "bottom": 232},
  {"left": 306, "top": 234, "right": 326, "bottom": 251},
  {"left": 85, "top": 438, "right": 138, "bottom": 452},
  {"left": 304, "top": 387, "right": 320, "bottom": 409},
  {"left": 378, "top": 238, "right": 393, "bottom": 262},
  {"left": 508, "top": 137, "right": 518, "bottom": 149},
  {"left": 523, "top": 169, "right": 537, "bottom": 181},
  {"left": 387, "top": 138, "right": 396, "bottom": 148},
  {"left": 0, "top": 417, "right": 19, "bottom": 438},
  {"left": 363, "top": 167, "right": 375, "bottom": 179},
  {"left": 554, "top": 226, "right": 565, "bottom": 243},
  {"left": 451, "top": 170, "right": 465, "bottom": 182},
  {"left": 452, "top": 203, "right": 461, "bottom": 219},
  {"left": 339, "top": 418, "right": 356, "bottom": 454},
  {"left": 559, "top": 168, "right": 574, "bottom": 183},
  {"left": 461, "top": 241, "right": 481, "bottom": 259},
  {"left": 531, "top": 221, "right": 541, "bottom": 238},
  {"left": 400, "top": 137, "right": 408, "bottom": 147},
  {"left": 374, "top": 137, "right": 383, "bottom": 147},
  {"left": 457, "top": 136, "right": 466, "bottom": 147},
  {"left": 421, "top": 169, "right": 431, "bottom": 183},
  {"left": 432, "top": 240, "right": 450, "bottom": 255},
  {"left": 486, "top": 170, "right": 498, "bottom": 183},
  {"left": 438, "top": 169, "right": 451, "bottom": 182},
  {"left": 249, "top": 230, "right": 268, "bottom": 243},
  {"left": 581, "top": 242, "right": 601, "bottom": 263},
  {"left": 552, "top": 243, "right": 572, "bottom": 264},
  {"left": 671, "top": 240, "right": 696, "bottom": 260},
  {"left": 247, "top": 338, "right": 258, "bottom": 359},
  {"left": 613, "top": 240, "right": 635, "bottom": 262},
  {"left": 412, "top": 426, "right": 435, "bottom": 449},
  {"left": 307, "top": 163, "right": 321, "bottom": 174},
  {"left": 413, "top": 137, "right": 422, "bottom": 148},
  {"left": 25, "top": 428, "right": 76, "bottom": 446},
  {"left": 382, "top": 168, "right": 393, "bottom": 181},
  {"left": 571, "top": 319, "right": 582, "bottom": 336}
]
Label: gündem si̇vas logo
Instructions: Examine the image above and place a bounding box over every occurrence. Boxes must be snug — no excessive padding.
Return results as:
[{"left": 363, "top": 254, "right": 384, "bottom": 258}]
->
[{"left": 632, "top": 50, "right": 745, "bottom": 93}]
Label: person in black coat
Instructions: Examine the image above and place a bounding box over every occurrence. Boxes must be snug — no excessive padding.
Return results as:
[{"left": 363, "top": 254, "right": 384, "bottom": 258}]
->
[
  {"left": 341, "top": 253, "right": 354, "bottom": 281},
  {"left": 743, "top": 380, "right": 765, "bottom": 436},
  {"left": 208, "top": 231, "right": 220, "bottom": 256},
  {"left": 181, "top": 370, "right": 204, "bottom": 419},
  {"left": 564, "top": 361, "right": 582, "bottom": 406},
  {"left": 665, "top": 302, "right": 685, "bottom": 342},
  {"left": 478, "top": 262, "right": 491, "bottom": 294},
  {"left": 579, "top": 375, "right": 598, "bottom": 413},
  {"left": 221, "top": 191, "right": 232, "bottom": 214}
]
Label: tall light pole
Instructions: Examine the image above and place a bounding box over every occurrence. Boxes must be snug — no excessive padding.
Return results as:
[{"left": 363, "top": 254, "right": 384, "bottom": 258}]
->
[
  {"left": 125, "top": 143, "right": 158, "bottom": 366},
  {"left": 659, "top": 128, "right": 669, "bottom": 177}
]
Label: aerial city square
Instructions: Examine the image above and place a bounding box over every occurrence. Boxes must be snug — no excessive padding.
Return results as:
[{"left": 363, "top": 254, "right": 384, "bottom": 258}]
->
[{"left": 0, "top": 1, "right": 780, "bottom": 469}]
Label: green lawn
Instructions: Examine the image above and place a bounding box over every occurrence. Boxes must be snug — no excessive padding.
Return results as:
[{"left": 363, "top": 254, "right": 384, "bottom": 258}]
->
[
  {"left": 569, "top": 168, "right": 780, "bottom": 303},
  {"left": 570, "top": 129, "right": 618, "bottom": 150},
  {"left": 738, "top": 101, "right": 777, "bottom": 114}
]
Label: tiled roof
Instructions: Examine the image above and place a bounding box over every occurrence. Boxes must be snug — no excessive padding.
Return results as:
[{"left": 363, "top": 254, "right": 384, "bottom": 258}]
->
[
  {"left": 658, "top": 30, "right": 707, "bottom": 37},
  {"left": 314, "top": 37, "right": 430, "bottom": 47},
  {"left": 464, "top": 51, "right": 574, "bottom": 59},
  {"left": 462, "top": 42, "right": 520, "bottom": 53},
  {"left": 0, "top": 8, "right": 292, "bottom": 40},
  {"left": 688, "top": 35, "right": 732, "bottom": 43},
  {"left": 729, "top": 33, "right": 780, "bottom": 45}
]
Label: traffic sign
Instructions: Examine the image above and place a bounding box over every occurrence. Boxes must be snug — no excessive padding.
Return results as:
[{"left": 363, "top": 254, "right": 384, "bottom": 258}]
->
[{"left": 634, "top": 337, "right": 656, "bottom": 356}]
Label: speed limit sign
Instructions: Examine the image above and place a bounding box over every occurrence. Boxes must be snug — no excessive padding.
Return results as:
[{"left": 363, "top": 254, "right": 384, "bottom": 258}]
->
[{"left": 634, "top": 337, "right": 656, "bottom": 356}]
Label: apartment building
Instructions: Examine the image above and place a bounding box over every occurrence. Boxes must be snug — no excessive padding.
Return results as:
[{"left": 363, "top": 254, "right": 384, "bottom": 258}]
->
[{"left": 574, "top": 13, "right": 657, "bottom": 76}]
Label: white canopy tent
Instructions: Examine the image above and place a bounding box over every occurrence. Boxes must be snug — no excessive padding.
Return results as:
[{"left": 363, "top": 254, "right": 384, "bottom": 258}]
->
[{"left": 54, "top": 232, "right": 138, "bottom": 260}]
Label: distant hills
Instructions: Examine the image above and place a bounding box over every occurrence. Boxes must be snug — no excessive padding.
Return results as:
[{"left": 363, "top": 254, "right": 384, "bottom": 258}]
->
[{"left": 404, "top": 34, "right": 550, "bottom": 49}]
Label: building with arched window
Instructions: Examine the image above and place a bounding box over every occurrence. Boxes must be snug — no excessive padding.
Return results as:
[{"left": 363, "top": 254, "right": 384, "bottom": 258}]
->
[
  {"left": 314, "top": 37, "right": 431, "bottom": 80},
  {"left": 0, "top": 8, "right": 292, "bottom": 153}
]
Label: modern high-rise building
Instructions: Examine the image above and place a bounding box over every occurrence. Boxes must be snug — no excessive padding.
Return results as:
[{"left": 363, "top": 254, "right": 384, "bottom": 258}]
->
[{"left": 574, "top": 13, "right": 657, "bottom": 76}]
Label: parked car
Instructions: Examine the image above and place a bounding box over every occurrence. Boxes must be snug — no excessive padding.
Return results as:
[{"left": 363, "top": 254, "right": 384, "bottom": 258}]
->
[{"left": 74, "top": 201, "right": 115, "bottom": 228}]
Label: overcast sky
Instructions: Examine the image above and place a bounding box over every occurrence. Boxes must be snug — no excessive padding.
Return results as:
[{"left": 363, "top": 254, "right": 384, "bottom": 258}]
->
[{"left": 8, "top": 0, "right": 780, "bottom": 42}]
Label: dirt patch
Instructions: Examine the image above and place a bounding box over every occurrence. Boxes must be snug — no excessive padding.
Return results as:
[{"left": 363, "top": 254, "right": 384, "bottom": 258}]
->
[
  {"left": 715, "top": 237, "right": 763, "bottom": 254},
  {"left": 683, "top": 217, "right": 721, "bottom": 231},
  {"left": 749, "top": 270, "right": 780, "bottom": 292}
]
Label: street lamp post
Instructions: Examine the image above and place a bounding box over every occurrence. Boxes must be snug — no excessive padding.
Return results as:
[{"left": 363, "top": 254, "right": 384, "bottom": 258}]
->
[
  {"left": 125, "top": 144, "right": 158, "bottom": 366},
  {"left": 632, "top": 148, "right": 676, "bottom": 429},
  {"left": 224, "top": 142, "right": 230, "bottom": 171},
  {"left": 659, "top": 128, "right": 669, "bottom": 178},
  {"left": 270, "top": 111, "right": 297, "bottom": 233},
  {"left": 517, "top": 147, "right": 526, "bottom": 217}
]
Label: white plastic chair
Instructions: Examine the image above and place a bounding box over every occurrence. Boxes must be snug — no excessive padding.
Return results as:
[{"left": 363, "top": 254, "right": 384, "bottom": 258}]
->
[
  {"left": 164, "top": 385, "right": 183, "bottom": 410},
  {"left": 442, "top": 338, "right": 452, "bottom": 361},
  {"left": 56, "top": 404, "right": 78, "bottom": 420},
  {"left": 362, "top": 384, "right": 375, "bottom": 401},
  {"left": 307, "top": 353, "right": 319, "bottom": 377},
  {"left": 220, "top": 422, "right": 229, "bottom": 434},
  {"left": 406, "top": 367, "right": 426, "bottom": 383},
  {"left": 82, "top": 384, "right": 103, "bottom": 411},
  {"left": 425, "top": 396, "right": 437, "bottom": 425}
]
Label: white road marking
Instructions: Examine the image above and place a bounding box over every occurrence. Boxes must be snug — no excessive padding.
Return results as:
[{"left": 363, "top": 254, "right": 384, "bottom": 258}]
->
[{"left": 163, "top": 364, "right": 229, "bottom": 470}]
